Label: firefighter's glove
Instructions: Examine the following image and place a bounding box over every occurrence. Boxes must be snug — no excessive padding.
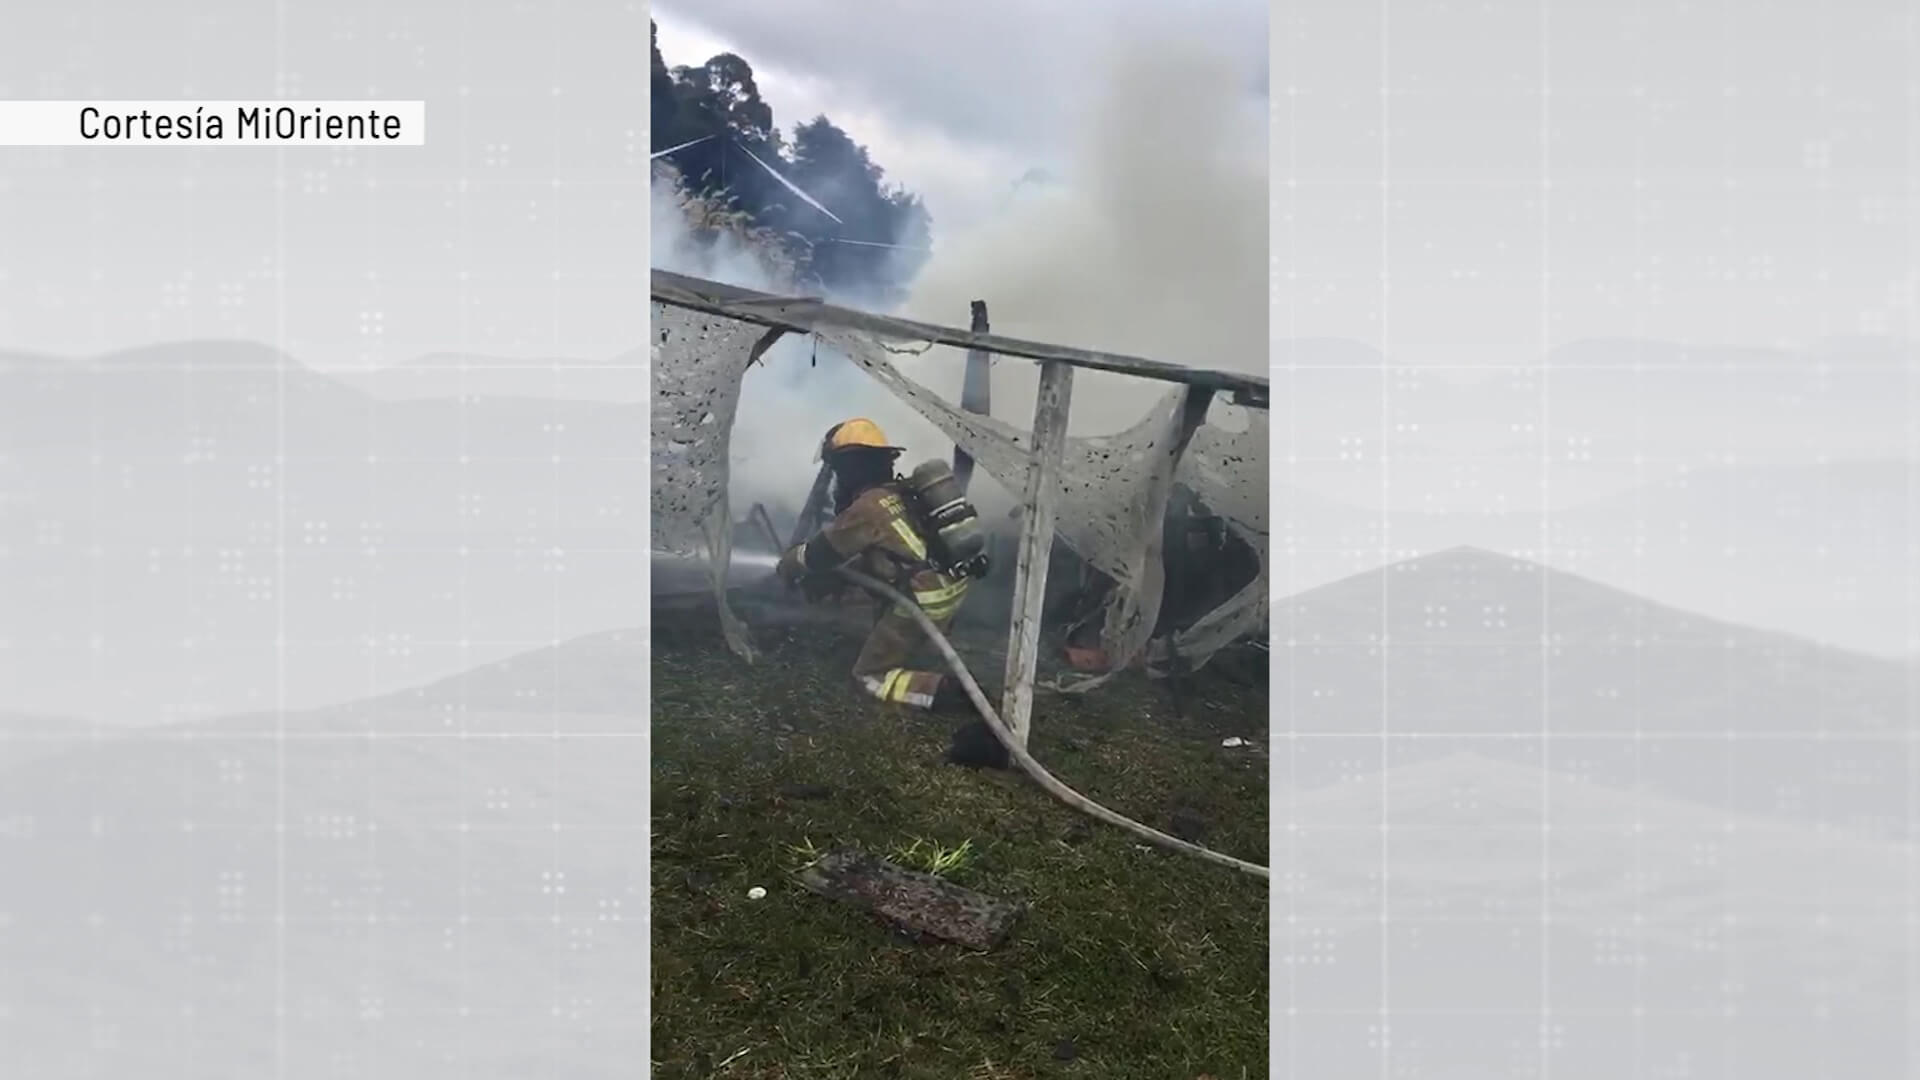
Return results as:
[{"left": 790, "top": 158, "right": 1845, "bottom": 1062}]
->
[
  {"left": 775, "top": 546, "right": 807, "bottom": 590},
  {"left": 800, "top": 570, "right": 844, "bottom": 604}
]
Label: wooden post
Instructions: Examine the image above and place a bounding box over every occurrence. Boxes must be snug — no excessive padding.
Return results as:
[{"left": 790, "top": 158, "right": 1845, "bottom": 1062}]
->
[
  {"left": 1001, "top": 359, "right": 1074, "bottom": 748},
  {"left": 953, "top": 300, "right": 992, "bottom": 492}
]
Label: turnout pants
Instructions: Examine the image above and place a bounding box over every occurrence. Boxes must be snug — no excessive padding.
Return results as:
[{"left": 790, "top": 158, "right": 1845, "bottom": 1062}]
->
[{"left": 851, "top": 578, "right": 968, "bottom": 709}]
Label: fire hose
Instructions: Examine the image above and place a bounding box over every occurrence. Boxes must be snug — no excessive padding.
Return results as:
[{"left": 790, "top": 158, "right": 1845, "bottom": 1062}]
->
[{"left": 832, "top": 565, "right": 1270, "bottom": 881}]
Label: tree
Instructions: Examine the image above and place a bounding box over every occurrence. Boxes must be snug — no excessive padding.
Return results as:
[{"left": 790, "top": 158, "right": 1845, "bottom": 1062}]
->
[
  {"left": 664, "top": 54, "right": 785, "bottom": 214},
  {"left": 650, "top": 36, "right": 933, "bottom": 298},
  {"left": 783, "top": 117, "right": 933, "bottom": 299},
  {"left": 650, "top": 22, "right": 677, "bottom": 147},
  {"left": 673, "top": 53, "right": 775, "bottom": 143}
]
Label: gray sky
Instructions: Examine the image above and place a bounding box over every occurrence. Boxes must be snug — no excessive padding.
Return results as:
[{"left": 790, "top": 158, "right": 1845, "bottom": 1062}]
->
[{"left": 652, "top": 0, "right": 1268, "bottom": 238}]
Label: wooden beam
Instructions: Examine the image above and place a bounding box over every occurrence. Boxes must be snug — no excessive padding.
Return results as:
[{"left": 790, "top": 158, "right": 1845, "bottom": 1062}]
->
[
  {"left": 1001, "top": 359, "right": 1075, "bottom": 748},
  {"left": 651, "top": 268, "right": 1269, "bottom": 408},
  {"left": 953, "top": 300, "right": 992, "bottom": 491}
]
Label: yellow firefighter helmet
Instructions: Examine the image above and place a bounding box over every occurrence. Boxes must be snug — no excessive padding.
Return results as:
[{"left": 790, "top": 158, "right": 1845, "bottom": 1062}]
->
[{"left": 817, "top": 418, "right": 902, "bottom": 461}]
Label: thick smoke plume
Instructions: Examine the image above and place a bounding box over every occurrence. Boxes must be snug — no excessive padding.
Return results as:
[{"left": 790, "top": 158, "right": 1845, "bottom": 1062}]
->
[
  {"left": 651, "top": 32, "right": 1267, "bottom": 531},
  {"left": 898, "top": 38, "right": 1267, "bottom": 439}
]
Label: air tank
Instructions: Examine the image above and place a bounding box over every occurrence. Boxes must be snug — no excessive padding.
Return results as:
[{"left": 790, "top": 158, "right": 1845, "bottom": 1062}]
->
[{"left": 905, "top": 458, "right": 990, "bottom": 578}]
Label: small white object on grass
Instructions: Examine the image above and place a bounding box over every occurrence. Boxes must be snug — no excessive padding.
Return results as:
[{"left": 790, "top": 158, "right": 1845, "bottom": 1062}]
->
[
  {"left": 1221, "top": 736, "right": 1246, "bottom": 748},
  {"left": 747, "top": 886, "right": 767, "bottom": 900}
]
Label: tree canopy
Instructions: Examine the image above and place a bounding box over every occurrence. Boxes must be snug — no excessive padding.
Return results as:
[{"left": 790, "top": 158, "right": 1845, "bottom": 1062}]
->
[{"left": 651, "top": 21, "right": 931, "bottom": 301}]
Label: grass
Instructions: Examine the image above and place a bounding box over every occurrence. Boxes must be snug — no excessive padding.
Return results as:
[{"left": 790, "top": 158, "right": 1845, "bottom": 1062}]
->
[
  {"left": 888, "top": 836, "right": 978, "bottom": 878},
  {"left": 651, "top": 596, "right": 1270, "bottom": 1079}
]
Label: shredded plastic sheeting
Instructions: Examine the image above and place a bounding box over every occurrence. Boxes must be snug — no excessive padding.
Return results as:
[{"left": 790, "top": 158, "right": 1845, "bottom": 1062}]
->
[
  {"left": 650, "top": 303, "right": 1269, "bottom": 678},
  {"left": 1146, "top": 520, "right": 1270, "bottom": 678},
  {"left": 821, "top": 326, "right": 1270, "bottom": 685},
  {"left": 1157, "top": 414, "right": 1271, "bottom": 675},
  {"left": 650, "top": 304, "right": 761, "bottom": 659},
  {"left": 1184, "top": 411, "right": 1270, "bottom": 537}
]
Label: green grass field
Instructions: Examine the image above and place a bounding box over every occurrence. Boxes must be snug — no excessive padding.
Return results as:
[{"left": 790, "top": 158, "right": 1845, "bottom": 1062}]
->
[{"left": 650, "top": 597, "right": 1270, "bottom": 1079}]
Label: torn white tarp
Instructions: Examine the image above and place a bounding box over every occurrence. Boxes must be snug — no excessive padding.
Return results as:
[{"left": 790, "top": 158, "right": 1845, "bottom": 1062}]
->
[{"left": 649, "top": 276, "right": 1269, "bottom": 678}]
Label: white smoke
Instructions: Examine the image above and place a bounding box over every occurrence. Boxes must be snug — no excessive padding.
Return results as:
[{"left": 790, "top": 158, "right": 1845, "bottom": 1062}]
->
[
  {"left": 650, "top": 30, "right": 1267, "bottom": 532},
  {"left": 895, "top": 36, "right": 1268, "bottom": 438},
  {"left": 649, "top": 164, "right": 937, "bottom": 529}
]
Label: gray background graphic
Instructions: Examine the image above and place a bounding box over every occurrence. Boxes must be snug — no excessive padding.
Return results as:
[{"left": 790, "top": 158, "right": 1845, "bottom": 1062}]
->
[
  {"left": 0, "top": 1, "right": 648, "bottom": 1077},
  {"left": 1, "top": 0, "right": 1916, "bottom": 1075},
  {"left": 1276, "top": 0, "right": 1917, "bottom": 1076},
  {"left": 0, "top": 0, "right": 645, "bottom": 723}
]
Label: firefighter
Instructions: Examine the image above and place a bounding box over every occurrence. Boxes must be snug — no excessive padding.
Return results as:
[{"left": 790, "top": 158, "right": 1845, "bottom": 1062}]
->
[{"left": 776, "top": 418, "right": 975, "bottom": 714}]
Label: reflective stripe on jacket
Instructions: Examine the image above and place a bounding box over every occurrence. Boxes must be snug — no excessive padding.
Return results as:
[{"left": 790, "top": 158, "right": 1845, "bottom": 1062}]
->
[{"left": 803, "top": 484, "right": 965, "bottom": 613}]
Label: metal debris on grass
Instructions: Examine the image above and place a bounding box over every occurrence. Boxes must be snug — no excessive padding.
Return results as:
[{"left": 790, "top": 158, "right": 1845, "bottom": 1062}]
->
[{"left": 794, "top": 847, "right": 1024, "bottom": 950}]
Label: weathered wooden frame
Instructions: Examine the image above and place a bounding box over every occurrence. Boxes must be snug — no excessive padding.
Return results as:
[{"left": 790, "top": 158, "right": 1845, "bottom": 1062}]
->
[
  {"left": 652, "top": 269, "right": 1269, "bottom": 408},
  {"left": 651, "top": 269, "right": 1269, "bottom": 744}
]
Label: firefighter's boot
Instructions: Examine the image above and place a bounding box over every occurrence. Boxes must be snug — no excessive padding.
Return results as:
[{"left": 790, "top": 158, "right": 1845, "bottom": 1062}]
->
[{"left": 929, "top": 676, "right": 974, "bottom": 717}]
